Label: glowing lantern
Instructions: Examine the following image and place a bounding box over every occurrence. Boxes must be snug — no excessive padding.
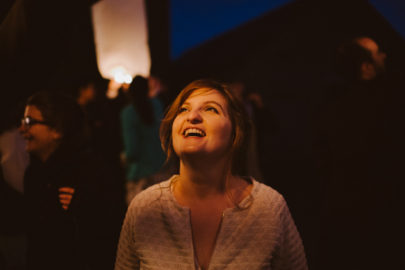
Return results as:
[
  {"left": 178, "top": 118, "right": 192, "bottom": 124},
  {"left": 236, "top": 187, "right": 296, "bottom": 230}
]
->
[{"left": 91, "top": 0, "right": 150, "bottom": 85}]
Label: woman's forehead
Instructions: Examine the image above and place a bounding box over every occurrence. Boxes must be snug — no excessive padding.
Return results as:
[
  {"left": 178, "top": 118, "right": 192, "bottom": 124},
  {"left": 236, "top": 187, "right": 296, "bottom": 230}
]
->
[
  {"left": 24, "top": 105, "right": 43, "bottom": 119},
  {"left": 184, "top": 88, "right": 228, "bottom": 104}
]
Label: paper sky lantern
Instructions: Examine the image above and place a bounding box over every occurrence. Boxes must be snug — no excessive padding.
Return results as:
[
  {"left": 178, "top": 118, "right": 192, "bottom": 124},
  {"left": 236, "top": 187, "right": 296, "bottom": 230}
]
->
[{"left": 91, "top": 0, "right": 150, "bottom": 84}]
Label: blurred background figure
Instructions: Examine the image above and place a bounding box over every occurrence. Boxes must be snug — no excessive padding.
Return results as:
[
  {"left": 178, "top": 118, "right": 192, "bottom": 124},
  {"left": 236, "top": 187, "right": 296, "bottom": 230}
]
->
[
  {"left": 318, "top": 36, "right": 404, "bottom": 269},
  {"left": 337, "top": 37, "right": 386, "bottom": 81},
  {"left": 229, "top": 80, "right": 263, "bottom": 180},
  {"left": 20, "top": 91, "right": 122, "bottom": 270},
  {"left": 0, "top": 99, "right": 28, "bottom": 270},
  {"left": 75, "top": 78, "right": 127, "bottom": 212},
  {"left": 75, "top": 79, "right": 125, "bottom": 174},
  {"left": 148, "top": 75, "right": 172, "bottom": 109},
  {"left": 0, "top": 104, "right": 28, "bottom": 195},
  {"left": 76, "top": 81, "right": 97, "bottom": 108},
  {"left": 120, "top": 75, "right": 166, "bottom": 204}
]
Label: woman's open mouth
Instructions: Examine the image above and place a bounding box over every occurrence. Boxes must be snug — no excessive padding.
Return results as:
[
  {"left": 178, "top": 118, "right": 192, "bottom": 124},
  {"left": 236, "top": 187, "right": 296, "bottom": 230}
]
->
[{"left": 183, "top": 128, "right": 206, "bottom": 137}]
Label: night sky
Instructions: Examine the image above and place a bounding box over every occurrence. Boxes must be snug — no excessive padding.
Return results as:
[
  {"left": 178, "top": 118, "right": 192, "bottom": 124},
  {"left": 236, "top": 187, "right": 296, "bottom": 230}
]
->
[{"left": 170, "top": 0, "right": 405, "bottom": 59}]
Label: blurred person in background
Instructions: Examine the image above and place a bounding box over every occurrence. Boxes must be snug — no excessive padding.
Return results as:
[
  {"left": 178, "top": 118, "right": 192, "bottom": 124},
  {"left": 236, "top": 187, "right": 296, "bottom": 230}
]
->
[
  {"left": 229, "top": 80, "right": 263, "bottom": 180},
  {"left": 0, "top": 97, "right": 28, "bottom": 270},
  {"left": 120, "top": 75, "right": 166, "bottom": 204},
  {"left": 319, "top": 36, "right": 404, "bottom": 269},
  {"left": 75, "top": 78, "right": 127, "bottom": 211},
  {"left": 148, "top": 74, "right": 172, "bottom": 109},
  {"left": 20, "top": 91, "right": 121, "bottom": 270}
]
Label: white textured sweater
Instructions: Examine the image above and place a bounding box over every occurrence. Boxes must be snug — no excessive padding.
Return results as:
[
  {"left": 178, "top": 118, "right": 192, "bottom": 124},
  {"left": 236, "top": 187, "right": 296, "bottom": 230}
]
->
[{"left": 115, "top": 176, "right": 308, "bottom": 270}]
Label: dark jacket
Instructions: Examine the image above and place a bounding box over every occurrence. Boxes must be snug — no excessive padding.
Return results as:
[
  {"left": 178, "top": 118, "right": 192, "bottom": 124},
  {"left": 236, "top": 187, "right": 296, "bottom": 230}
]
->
[{"left": 24, "top": 147, "right": 125, "bottom": 270}]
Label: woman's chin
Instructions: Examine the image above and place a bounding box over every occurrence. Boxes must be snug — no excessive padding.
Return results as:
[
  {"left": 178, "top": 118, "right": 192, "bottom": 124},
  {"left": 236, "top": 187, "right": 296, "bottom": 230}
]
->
[
  {"left": 178, "top": 150, "right": 204, "bottom": 158},
  {"left": 179, "top": 149, "right": 230, "bottom": 162}
]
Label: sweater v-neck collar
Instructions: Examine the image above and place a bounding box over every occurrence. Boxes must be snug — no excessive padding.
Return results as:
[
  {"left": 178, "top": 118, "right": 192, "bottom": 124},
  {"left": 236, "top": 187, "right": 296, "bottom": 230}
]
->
[
  {"left": 160, "top": 175, "right": 258, "bottom": 270},
  {"left": 166, "top": 174, "right": 257, "bottom": 213}
]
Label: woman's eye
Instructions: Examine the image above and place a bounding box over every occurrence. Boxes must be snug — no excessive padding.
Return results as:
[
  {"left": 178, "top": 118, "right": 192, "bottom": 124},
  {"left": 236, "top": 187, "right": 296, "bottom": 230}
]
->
[
  {"left": 178, "top": 107, "right": 188, "bottom": 113},
  {"left": 206, "top": 107, "right": 219, "bottom": 113}
]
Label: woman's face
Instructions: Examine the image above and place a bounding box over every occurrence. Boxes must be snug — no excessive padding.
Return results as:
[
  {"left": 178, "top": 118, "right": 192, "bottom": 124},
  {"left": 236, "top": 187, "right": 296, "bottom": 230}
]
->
[
  {"left": 172, "top": 89, "right": 233, "bottom": 160},
  {"left": 19, "top": 105, "right": 61, "bottom": 159}
]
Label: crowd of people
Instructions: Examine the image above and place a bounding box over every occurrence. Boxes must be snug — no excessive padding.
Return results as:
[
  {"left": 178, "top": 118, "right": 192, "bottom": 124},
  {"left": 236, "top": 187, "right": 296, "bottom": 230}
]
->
[{"left": 0, "top": 35, "right": 403, "bottom": 269}]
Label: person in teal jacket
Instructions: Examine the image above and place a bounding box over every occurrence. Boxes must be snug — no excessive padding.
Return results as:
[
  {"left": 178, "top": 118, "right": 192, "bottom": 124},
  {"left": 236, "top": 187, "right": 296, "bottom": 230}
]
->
[{"left": 120, "top": 76, "right": 166, "bottom": 204}]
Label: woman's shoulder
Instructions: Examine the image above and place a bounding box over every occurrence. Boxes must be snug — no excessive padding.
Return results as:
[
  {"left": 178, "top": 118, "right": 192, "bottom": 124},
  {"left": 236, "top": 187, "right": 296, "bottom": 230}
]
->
[
  {"left": 250, "top": 178, "right": 287, "bottom": 209},
  {"left": 127, "top": 179, "right": 172, "bottom": 211}
]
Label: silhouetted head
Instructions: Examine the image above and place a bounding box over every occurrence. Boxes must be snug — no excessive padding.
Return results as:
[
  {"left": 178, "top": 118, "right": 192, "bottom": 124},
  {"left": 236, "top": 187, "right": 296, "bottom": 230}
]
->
[
  {"left": 20, "top": 91, "right": 86, "bottom": 161},
  {"left": 76, "top": 81, "right": 96, "bottom": 106},
  {"left": 336, "top": 36, "right": 386, "bottom": 81},
  {"left": 128, "top": 75, "right": 154, "bottom": 125}
]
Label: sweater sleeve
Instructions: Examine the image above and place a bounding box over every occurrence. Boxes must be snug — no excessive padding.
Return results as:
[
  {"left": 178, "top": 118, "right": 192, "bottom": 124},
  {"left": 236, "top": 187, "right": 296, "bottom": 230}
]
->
[
  {"left": 114, "top": 205, "right": 140, "bottom": 270},
  {"left": 271, "top": 198, "right": 308, "bottom": 270},
  {"left": 121, "top": 107, "right": 140, "bottom": 162}
]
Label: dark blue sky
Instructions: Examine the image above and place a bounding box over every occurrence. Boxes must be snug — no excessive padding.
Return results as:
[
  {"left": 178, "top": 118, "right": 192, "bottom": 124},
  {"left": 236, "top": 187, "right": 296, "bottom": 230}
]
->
[{"left": 170, "top": 0, "right": 405, "bottom": 59}]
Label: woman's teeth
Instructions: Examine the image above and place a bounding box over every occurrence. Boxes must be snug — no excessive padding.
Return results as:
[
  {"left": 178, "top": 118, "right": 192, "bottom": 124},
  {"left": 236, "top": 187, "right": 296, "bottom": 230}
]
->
[{"left": 184, "top": 128, "right": 205, "bottom": 137}]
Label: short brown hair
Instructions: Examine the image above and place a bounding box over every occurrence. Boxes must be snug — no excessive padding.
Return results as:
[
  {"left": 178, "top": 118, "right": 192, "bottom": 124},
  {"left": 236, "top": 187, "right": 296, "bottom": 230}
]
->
[
  {"left": 160, "top": 79, "right": 252, "bottom": 175},
  {"left": 26, "top": 91, "right": 86, "bottom": 150}
]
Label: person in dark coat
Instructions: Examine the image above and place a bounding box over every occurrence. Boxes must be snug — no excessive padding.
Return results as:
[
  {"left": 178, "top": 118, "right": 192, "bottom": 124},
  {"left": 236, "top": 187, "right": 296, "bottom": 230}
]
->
[
  {"left": 318, "top": 37, "right": 404, "bottom": 270},
  {"left": 20, "top": 91, "right": 123, "bottom": 270}
]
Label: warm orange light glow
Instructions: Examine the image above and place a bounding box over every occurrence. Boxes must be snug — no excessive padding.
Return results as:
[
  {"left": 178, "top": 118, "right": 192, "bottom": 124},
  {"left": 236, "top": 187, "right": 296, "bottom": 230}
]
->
[
  {"left": 106, "top": 80, "right": 122, "bottom": 99},
  {"left": 91, "top": 0, "right": 150, "bottom": 81},
  {"left": 112, "top": 66, "right": 133, "bottom": 84}
]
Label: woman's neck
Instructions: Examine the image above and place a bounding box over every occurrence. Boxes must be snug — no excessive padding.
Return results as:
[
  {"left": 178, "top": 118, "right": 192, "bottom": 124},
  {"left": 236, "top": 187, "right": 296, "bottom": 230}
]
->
[
  {"left": 36, "top": 143, "right": 60, "bottom": 163},
  {"left": 179, "top": 165, "right": 229, "bottom": 197},
  {"left": 181, "top": 153, "right": 232, "bottom": 185},
  {"left": 174, "top": 154, "right": 250, "bottom": 206}
]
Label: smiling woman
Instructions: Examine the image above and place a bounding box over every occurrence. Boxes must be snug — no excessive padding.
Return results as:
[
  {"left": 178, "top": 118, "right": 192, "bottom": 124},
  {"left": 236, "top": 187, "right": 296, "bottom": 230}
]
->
[
  {"left": 160, "top": 79, "right": 251, "bottom": 176},
  {"left": 171, "top": 89, "right": 233, "bottom": 166},
  {"left": 114, "top": 79, "right": 308, "bottom": 270}
]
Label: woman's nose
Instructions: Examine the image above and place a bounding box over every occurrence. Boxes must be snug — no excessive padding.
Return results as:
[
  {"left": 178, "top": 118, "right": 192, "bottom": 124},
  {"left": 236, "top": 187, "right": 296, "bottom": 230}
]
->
[
  {"left": 19, "top": 123, "right": 27, "bottom": 133},
  {"left": 186, "top": 109, "right": 202, "bottom": 123}
]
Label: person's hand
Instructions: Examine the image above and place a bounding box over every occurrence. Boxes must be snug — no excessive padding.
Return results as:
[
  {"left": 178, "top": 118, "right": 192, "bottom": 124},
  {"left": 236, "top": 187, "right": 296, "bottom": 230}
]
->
[{"left": 58, "top": 187, "right": 75, "bottom": 210}]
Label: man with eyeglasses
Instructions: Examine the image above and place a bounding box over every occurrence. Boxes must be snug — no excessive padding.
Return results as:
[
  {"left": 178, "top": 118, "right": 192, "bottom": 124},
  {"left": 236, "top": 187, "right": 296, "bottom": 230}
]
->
[
  {"left": 20, "top": 113, "right": 60, "bottom": 166},
  {"left": 19, "top": 91, "right": 122, "bottom": 270}
]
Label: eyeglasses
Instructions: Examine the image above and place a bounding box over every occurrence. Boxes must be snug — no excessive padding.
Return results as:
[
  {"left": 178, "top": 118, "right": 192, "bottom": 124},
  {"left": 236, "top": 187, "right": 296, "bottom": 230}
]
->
[{"left": 21, "top": 116, "right": 50, "bottom": 127}]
